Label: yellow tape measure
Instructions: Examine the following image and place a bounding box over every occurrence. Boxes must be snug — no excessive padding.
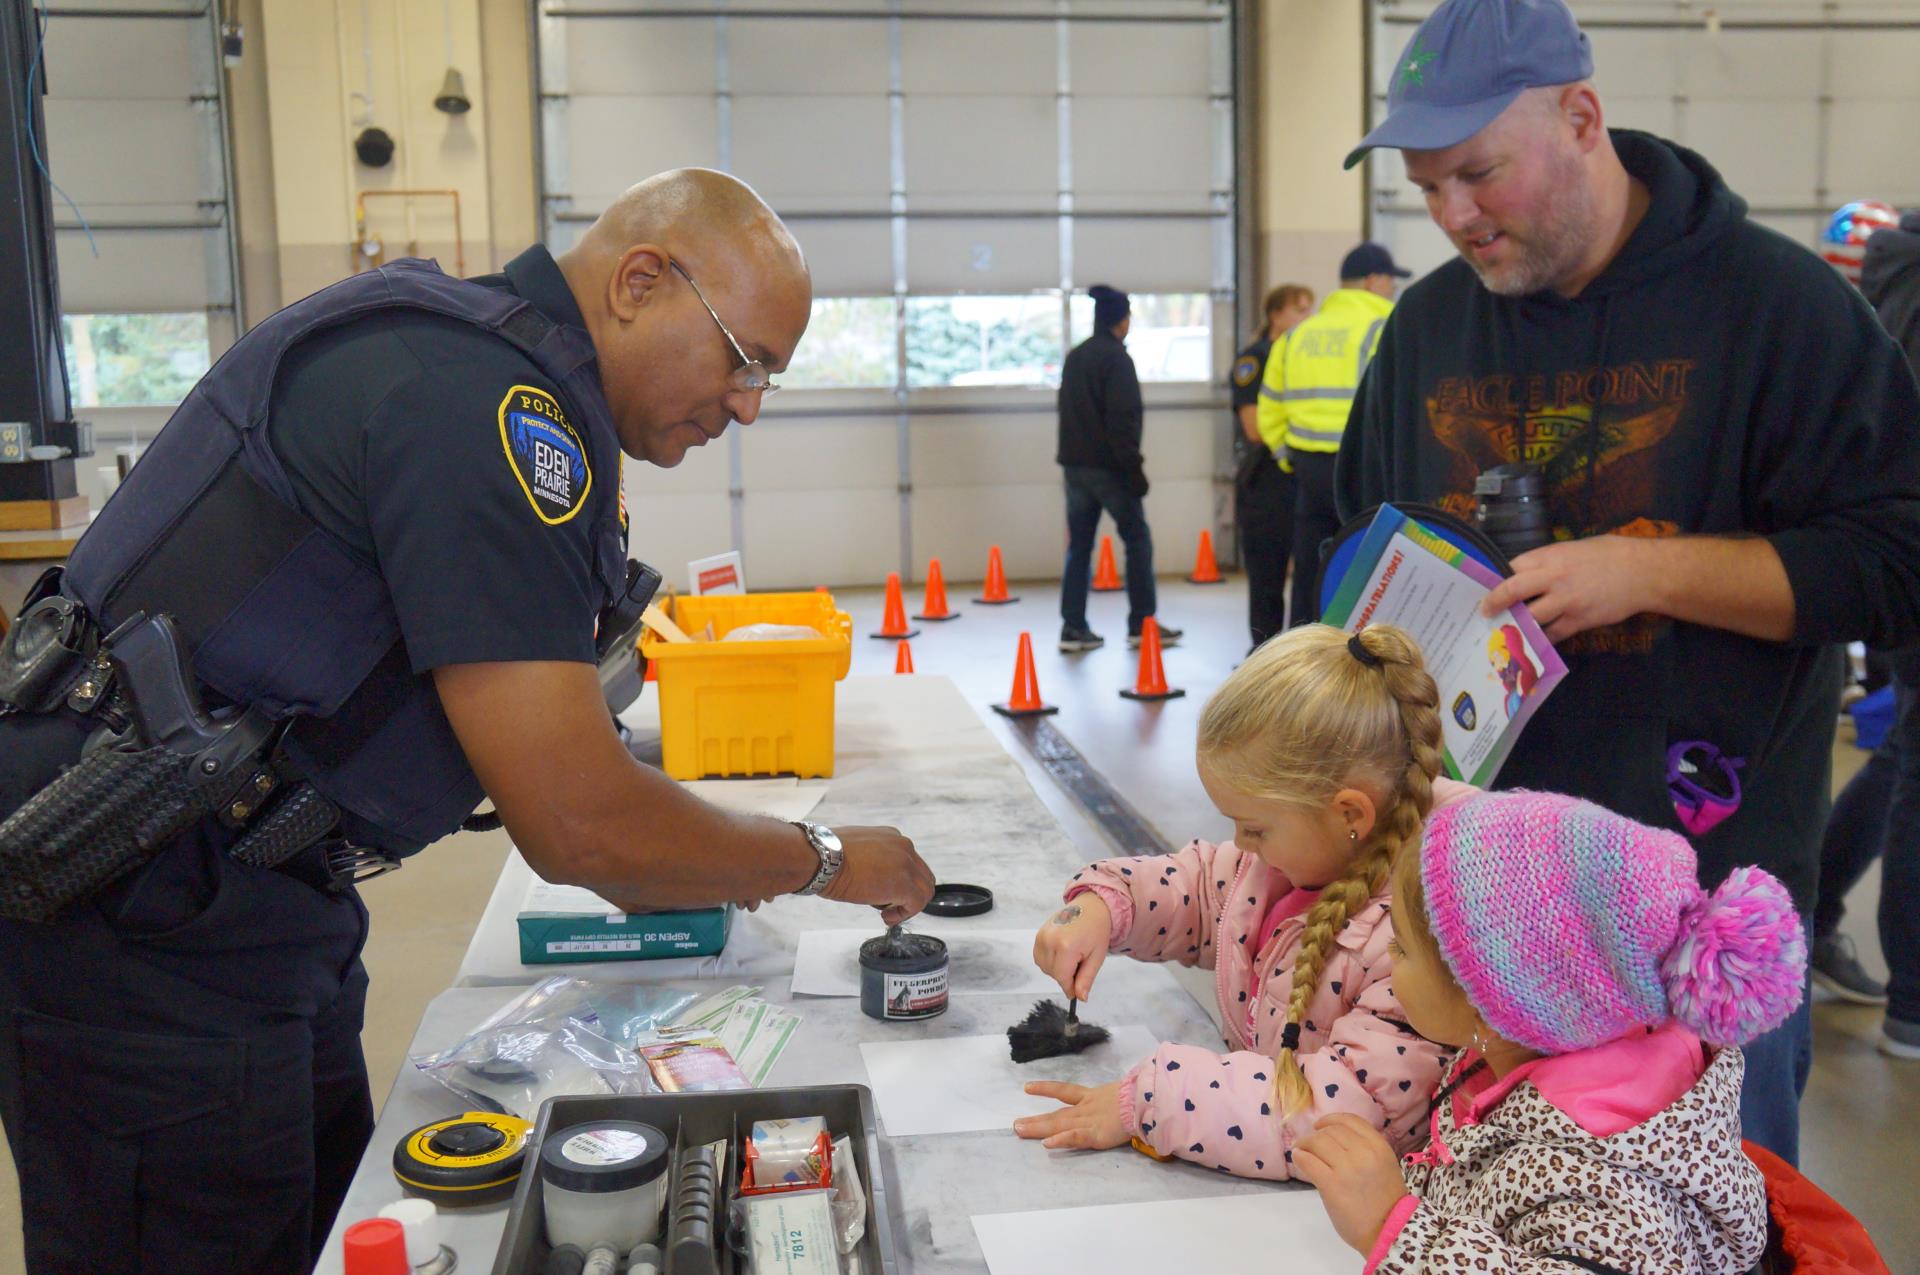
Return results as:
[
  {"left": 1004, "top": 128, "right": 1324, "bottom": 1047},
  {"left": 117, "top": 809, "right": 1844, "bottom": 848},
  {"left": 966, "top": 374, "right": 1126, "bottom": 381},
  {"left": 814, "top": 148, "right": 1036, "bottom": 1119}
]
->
[{"left": 392, "top": 1111, "right": 534, "bottom": 1206}]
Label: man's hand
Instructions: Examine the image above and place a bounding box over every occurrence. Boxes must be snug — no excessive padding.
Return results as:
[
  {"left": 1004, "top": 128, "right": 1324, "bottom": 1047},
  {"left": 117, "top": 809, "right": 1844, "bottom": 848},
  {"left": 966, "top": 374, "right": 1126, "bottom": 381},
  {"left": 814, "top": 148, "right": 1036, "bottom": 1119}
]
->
[
  {"left": 1012, "top": 1080, "right": 1130, "bottom": 1151},
  {"left": 1291, "top": 1114, "right": 1411, "bottom": 1255},
  {"left": 1478, "top": 535, "right": 1652, "bottom": 642},
  {"left": 1032, "top": 896, "right": 1112, "bottom": 1001},
  {"left": 819, "top": 825, "right": 936, "bottom": 926}
]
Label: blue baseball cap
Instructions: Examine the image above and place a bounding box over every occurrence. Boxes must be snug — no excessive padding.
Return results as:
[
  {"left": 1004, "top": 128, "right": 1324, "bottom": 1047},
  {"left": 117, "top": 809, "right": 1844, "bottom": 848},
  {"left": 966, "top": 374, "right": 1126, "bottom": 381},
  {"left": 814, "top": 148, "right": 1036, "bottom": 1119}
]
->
[
  {"left": 1344, "top": 0, "right": 1593, "bottom": 171},
  {"left": 1340, "top": 243, "right": 1411, "bottom": 280}
]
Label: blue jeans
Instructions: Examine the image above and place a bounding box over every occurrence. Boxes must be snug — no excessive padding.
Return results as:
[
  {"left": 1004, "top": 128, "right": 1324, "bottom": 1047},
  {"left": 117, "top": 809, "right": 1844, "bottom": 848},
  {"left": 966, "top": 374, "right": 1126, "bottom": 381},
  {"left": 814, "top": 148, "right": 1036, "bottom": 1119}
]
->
[
  {"left": 1814, "top": 660, "right": 1920, "bottom": 1024},
  {"left": 1738, "top": 948, "right": 1814, "bottom": 1165},
  {"left": 1061, "top": 465, "right": 1156, "bottom": 635}
]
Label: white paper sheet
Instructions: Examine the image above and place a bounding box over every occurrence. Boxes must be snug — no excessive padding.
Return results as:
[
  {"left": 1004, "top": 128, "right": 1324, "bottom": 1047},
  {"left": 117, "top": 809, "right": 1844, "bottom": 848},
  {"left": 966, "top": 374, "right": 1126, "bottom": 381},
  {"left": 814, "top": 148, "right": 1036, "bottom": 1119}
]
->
[
  {"left": 790, "top": 929, "right": 1060, "bottom": 999},
  {"left": 858, "top": 1027, "right": 1158, "bottom": 1137},
  {"left": 972, "top": 1192, "right": 1349, "bottom": 1275}
]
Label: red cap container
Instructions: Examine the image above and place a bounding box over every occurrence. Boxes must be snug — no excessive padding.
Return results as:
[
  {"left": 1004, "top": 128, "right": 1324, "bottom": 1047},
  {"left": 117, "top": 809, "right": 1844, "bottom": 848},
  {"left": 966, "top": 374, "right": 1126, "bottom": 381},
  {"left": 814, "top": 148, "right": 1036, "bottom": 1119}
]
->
[{"left": 343, "top": 1217, "right": 410, "bottom": 1275}]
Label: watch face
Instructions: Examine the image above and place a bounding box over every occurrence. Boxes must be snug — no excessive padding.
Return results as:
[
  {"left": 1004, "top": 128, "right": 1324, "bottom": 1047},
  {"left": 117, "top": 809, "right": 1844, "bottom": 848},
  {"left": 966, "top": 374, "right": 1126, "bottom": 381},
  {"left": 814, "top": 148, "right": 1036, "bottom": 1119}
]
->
[{"left": 813, "top": 824, "right": 843, "bottom": 853}]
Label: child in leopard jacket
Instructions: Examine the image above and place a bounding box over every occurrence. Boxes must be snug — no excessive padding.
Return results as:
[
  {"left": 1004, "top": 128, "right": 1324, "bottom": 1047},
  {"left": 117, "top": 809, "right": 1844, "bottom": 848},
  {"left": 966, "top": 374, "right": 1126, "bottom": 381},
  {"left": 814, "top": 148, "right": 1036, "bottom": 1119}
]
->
[{"left": 1295, "top": 791, "right": 1804, "bottom": 1275}]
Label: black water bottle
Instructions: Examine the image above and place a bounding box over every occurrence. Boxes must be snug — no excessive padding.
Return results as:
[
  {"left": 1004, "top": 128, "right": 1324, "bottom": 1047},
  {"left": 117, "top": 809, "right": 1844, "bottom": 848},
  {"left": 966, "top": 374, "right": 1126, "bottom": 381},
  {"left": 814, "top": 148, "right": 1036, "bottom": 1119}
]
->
[{"left": 1474, "top": 463, "right": 1552, "bottom": 561}]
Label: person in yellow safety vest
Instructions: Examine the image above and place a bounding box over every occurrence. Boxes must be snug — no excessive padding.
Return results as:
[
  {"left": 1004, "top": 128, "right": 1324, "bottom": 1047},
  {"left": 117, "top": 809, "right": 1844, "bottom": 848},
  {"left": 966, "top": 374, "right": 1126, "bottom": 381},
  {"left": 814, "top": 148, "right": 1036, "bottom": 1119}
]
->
[{"left": 1257, "top": 242, "right": 1411, "bottom": 627}]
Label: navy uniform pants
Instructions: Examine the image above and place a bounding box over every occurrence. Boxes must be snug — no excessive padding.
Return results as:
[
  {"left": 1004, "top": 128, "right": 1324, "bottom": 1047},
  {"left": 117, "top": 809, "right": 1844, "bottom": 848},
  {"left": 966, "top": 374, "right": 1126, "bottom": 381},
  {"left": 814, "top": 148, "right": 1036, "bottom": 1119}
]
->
[{"left": 0, "top": 775, "right": 373, "bottom": 1274}]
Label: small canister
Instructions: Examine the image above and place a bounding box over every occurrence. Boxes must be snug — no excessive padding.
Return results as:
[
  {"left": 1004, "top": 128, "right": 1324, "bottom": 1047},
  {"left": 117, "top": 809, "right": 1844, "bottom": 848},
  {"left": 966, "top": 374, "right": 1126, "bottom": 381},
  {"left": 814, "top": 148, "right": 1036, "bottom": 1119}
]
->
[
  {"left": 859, "top": 929, "right": 949, "bottom": 1022},
  {"left": 541, "top": 1120, "right": 671, "bottom": 1252}
]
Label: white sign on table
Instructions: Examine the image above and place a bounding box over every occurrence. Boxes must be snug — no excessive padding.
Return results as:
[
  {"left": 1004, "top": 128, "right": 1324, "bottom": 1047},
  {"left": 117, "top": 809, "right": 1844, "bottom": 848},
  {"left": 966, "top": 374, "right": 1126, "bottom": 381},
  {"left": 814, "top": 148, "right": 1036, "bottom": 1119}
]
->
[
  {"left": 972, "top": 1192, "right": 1351, "bottom": 1275},
  {"left": 857, "top": 1027, "right": 1158, "bottom": 1137}
]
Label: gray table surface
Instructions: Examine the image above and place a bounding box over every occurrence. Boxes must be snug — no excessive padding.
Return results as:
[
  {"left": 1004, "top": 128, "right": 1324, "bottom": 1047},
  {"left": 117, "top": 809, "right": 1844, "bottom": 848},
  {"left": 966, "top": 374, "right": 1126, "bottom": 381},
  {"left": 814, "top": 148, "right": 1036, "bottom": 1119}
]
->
[
  {"left": 456, "top": 676, "right": 1096, "bottom": 989},
  {"left": 320, "top": 674, "right": 1301, "bottom": 1275}
]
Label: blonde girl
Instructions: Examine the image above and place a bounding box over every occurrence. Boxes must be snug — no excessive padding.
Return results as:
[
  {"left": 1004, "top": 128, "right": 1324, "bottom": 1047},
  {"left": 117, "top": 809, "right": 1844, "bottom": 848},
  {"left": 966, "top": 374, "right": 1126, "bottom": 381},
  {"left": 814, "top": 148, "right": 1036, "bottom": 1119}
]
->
[{"left": 1016, "top": 624, "right": 1471, "bottom": 1179}]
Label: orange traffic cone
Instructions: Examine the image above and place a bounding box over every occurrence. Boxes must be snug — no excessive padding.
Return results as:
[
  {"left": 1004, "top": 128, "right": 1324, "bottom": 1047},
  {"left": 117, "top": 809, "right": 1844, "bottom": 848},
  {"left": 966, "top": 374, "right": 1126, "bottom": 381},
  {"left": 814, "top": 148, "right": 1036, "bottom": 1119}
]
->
[
  {"left": 974, "top": 545, "right": 1019, "bottom": 605},
  {"left": 870, "top": 572, "right": 920, "bottom": 640},
  {"left": 895, "top": 641, "right": 915, "bottom": 674},
  {"left": 1188, "top": 529, "right": 1224, "bottom": 584},
  {"left": 913, "top": 558, "right": 960, "bottom": 622},
  {"left": 1120, "top": 617, "right": 1185, "bottom": 702},
  {"left": 991, "top": 632, "right": 1059, "bottom": 718},
  {"left": 1091, "top": 535, "right": 1123, "bottom": 591}
]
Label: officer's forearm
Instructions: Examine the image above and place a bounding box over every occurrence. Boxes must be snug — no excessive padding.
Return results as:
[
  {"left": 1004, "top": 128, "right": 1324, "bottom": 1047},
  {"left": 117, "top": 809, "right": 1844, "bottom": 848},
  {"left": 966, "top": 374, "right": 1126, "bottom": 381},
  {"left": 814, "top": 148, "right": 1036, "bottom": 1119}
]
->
[
  {"left": 1237, "top": 405, "right": 1262, "bottom": 446},
  {"left": 530, "top": 761, "right": 817, "bottom": 908},
  {"left": 434, "top": 660, "right": 819, "bottom": 908}
]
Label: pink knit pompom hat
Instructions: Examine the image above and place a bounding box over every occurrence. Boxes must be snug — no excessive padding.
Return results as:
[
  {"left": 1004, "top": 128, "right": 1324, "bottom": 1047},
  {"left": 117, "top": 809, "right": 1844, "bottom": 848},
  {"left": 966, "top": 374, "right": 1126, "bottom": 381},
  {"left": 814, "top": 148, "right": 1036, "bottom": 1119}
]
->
[{"left": 1419, "top": 790, "right": 1806, "bottom": 1053}]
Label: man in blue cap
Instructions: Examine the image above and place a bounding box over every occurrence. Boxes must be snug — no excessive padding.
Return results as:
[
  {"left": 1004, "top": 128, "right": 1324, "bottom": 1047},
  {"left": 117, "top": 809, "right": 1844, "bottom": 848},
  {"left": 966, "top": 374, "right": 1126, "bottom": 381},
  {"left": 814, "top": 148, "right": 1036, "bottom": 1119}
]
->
[
  {"left": 1055, "top": 284, "right": 1179, "bottom": 652},
  {"left": 1333, "top": 0, "right": 1920, "bottom": 1165},
  {"left": 1254, "top": 243, "right": 1409, "bottom": 628}
]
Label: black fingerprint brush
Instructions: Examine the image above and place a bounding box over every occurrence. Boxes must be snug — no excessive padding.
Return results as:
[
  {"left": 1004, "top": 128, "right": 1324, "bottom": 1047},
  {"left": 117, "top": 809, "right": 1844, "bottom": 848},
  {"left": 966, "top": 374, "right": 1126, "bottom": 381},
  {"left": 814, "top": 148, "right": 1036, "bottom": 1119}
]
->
[{"left": 1007, "top": 998, "right": 1111, "bottom": 1064}]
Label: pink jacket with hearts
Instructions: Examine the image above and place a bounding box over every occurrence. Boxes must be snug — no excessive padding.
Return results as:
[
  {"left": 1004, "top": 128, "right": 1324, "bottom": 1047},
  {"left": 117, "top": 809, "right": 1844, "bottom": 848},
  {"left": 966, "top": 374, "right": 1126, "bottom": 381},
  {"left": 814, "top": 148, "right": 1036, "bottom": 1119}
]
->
[{"left": 1064, "top": 781, "right": 1471, "bottom": 1181}]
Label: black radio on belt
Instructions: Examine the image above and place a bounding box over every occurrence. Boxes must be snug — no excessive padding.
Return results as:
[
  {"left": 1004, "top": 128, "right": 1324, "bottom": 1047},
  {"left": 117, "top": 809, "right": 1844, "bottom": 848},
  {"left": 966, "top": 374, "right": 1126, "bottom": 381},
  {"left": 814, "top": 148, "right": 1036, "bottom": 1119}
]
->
[{"left": 595, "top": 559, "right": 663, "bottom": 717}]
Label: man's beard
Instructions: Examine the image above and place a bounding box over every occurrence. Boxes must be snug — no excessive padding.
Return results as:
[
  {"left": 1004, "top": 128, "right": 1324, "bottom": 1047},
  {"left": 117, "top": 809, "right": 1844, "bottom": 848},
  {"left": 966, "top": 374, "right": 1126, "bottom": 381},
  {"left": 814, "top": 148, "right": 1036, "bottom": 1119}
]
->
[{"left": 1463, "top": 149, "right": 1597, "bottom": 297}]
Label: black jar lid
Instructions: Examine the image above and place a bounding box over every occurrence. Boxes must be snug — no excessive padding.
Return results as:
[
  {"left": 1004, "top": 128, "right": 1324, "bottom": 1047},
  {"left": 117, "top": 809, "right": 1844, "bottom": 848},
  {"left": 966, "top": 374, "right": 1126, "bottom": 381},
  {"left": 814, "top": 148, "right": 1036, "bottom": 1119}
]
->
[
  {"left": 539, "top": 1120, "right": 670, "bottom": 1195},
  {"left": 924, "top": 882, "right": 994, "bottom": 917}
]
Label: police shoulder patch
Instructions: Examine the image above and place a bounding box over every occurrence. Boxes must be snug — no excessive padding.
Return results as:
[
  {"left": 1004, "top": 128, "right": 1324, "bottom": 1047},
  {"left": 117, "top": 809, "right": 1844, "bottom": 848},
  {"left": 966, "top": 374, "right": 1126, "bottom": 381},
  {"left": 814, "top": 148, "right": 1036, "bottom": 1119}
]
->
[
  {"left": 1232, "top": 356, "right": 1260, "bottom": 387},
  {"left": 498, "top": 384, "right": 592, "bottom": 525}
]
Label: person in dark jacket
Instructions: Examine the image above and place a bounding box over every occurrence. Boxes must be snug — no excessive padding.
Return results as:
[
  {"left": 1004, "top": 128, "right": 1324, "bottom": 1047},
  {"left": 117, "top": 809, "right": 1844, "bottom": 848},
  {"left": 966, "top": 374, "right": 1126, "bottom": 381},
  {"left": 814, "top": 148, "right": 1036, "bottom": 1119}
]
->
[
  {"left": 1338, "top": 0, "right": 1920, "bottom": 1163},
  {"left": 1811, "top": 210, "right": 1920, "bottom": 1059},
  {"left": 1056, "top": 284, "right": 1179, "bottom": 652}
]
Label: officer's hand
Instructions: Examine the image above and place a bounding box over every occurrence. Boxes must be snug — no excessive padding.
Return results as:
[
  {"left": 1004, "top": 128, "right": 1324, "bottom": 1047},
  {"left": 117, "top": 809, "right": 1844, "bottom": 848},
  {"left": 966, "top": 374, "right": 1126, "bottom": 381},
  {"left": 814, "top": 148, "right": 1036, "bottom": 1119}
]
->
[{"left": 819, "top": 825, "right": 936, "bottom": 926}]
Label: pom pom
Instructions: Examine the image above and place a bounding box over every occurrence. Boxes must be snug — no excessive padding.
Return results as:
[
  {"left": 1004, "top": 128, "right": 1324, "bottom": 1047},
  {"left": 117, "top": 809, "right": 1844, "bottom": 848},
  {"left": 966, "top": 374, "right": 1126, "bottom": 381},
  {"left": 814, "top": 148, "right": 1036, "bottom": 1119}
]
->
[{"left": 1661, "top": 866, "right": 1806, "bottom": 1046}]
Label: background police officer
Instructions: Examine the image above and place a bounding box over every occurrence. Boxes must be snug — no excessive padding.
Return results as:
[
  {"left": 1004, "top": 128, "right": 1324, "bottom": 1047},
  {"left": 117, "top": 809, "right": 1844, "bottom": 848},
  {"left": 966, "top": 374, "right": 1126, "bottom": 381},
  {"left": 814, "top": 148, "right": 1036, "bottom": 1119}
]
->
[
  {"left": 1256, "top": 244, "right": 1409, "bottom": 626},
  {"left": 1232, "top": 284, "right": 1314, "bottom": 648},
  {"left": 0, "top": 169, "right": 935, "bottom": 1273}
]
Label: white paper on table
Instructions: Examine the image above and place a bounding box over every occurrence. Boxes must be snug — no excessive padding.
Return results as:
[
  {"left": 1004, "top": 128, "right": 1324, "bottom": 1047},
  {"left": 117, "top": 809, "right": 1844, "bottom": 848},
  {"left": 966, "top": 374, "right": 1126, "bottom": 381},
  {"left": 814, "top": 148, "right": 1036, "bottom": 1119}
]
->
[
  {"left": 682, "top": 777, "right": 828, "bottom": 823},
  {"left": 858, "top": 1027, "right": 1158, "bottom": 1137},
  {"left": 790, "top": 930, "right": 1060, "bottom": 999},
  {"left": 972, "top": 1192, "right": 1349, "bottom": 1275}
]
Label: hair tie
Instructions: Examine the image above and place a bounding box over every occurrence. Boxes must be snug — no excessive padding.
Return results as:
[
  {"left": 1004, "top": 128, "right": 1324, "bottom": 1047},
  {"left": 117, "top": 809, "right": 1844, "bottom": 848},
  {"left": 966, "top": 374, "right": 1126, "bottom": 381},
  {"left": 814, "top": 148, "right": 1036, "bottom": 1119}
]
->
[
  {"left": 1279, "top": 1022, "right": 1302, "bottom": 1052},
  {"left": 1347, "top": 632, "right": 1384, "bottom": 668}
]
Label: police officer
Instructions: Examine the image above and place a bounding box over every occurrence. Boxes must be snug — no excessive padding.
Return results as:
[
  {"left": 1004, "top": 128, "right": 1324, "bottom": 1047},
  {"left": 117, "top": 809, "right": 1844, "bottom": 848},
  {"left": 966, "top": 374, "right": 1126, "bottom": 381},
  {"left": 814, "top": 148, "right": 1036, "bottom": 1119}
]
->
[
  {"left": 1256, "top": 244, "right": 1409, "bottom": 627},
  {"left": 0, "top": 169, "right": 936, "bottom": 1272},
  {"left": 1232, "top": 284, "right": 1314, "bottom": 648}
]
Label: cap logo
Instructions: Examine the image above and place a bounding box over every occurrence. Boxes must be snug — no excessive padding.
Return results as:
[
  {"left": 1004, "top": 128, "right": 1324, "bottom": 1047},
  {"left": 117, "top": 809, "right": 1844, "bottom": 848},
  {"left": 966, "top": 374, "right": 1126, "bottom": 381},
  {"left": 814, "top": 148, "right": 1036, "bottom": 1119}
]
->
[{"left": 1398, "top": 39, "right": 1437, "bottom": 88}]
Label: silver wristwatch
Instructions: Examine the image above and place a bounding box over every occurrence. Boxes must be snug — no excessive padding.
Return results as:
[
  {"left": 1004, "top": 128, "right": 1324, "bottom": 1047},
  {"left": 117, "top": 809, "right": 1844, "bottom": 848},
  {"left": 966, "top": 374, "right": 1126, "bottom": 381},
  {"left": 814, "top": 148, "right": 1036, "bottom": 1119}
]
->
[{"left": 793, "top": 821, "right": 845, "bottom": 896}]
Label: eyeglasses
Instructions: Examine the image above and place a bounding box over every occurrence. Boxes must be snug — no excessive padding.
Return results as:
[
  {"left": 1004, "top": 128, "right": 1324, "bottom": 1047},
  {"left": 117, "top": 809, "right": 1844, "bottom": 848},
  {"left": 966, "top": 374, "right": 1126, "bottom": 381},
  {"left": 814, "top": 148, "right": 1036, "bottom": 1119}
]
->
[{"left": 669, "top": 258, "right": 780, "bottom": 397}]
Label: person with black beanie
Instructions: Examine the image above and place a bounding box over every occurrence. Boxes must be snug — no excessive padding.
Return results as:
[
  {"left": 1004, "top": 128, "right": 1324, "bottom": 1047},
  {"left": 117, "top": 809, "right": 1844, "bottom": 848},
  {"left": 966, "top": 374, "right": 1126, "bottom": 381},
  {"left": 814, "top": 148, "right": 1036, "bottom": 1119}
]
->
[{"left": 1055, "top": 284, "right": 1180, "bottom": 652}]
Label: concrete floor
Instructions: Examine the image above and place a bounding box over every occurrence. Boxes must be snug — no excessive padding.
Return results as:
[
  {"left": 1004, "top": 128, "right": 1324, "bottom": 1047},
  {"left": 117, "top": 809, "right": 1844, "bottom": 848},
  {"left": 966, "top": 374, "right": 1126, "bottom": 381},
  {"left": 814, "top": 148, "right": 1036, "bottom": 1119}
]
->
[{"left": 1, "top": 571, "right": 1914, "bottom": 1271}]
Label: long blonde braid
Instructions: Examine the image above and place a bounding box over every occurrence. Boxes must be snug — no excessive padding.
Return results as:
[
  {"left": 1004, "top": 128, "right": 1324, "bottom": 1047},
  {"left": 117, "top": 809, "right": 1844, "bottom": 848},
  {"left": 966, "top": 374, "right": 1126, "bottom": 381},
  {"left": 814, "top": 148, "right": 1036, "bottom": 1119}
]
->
[{"left": 1194, "top": 624, "right": 1443, "bottom": 1116}]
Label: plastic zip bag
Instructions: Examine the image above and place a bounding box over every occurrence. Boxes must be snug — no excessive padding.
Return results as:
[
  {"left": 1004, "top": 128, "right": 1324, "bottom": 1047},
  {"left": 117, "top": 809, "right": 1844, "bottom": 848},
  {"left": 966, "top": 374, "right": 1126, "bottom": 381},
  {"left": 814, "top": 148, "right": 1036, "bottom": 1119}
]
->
[{"left": 410, "top": 975, "right": 657, "bottom": 1119}]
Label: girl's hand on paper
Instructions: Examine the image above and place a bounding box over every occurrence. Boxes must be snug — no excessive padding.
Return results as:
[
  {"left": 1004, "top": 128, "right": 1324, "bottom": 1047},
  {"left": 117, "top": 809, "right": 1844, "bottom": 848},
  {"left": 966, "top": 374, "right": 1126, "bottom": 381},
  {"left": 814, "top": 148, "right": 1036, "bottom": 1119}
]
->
[
  {"left": 1478, "top": 535, "right": 1651, "bottom": 643},
  {"left": 1292, "top": 1114, "right": 1411, "bottom": 1255},
  {"left": 1013, "top": 1079, "right": 1130, "bottom": 1150},
  {"left": 1032, "top": 896, "right": 1112, "bottom": 1000}
]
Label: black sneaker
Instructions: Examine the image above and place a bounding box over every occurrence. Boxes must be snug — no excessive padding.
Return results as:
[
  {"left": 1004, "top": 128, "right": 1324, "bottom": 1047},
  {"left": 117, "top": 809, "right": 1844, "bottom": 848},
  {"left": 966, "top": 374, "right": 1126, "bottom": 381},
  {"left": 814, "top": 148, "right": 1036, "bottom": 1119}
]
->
[
  {"left": 1882, "top": 1015, "right": 1920, "bottom": 1060},
  {"left": 1059, "top": 626, "right": 1105, "bottom": 653},
  {"left": 1128, "top": 625, "right": 1182, "bottom": 649},
  {"left": 1811, "top": 933, "right": 1888, "bottom": 1005}
]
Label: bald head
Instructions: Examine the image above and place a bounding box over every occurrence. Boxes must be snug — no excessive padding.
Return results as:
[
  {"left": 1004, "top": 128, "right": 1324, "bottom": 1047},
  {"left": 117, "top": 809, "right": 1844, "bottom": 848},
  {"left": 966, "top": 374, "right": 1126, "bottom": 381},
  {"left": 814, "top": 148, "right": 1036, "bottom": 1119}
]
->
[
  {"left": 559, "top": 169, "right": 813, "bottom": 468},
  {"left": 572, "top": 168, "right": 807, "bottom": 285}
]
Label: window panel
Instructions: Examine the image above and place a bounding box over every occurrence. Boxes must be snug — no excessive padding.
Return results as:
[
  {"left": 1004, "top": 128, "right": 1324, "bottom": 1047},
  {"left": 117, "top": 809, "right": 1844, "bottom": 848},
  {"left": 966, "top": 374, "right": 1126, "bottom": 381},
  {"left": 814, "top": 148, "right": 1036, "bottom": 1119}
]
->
[
  {"left": 782, "top": 297, "right": 896, "bottom": 390},
  {"left": 62, "top": 313, "right": 210, "bottom": 408},
  {"left": 905, "top": 294, "right": 1063, "bottom": 388}
]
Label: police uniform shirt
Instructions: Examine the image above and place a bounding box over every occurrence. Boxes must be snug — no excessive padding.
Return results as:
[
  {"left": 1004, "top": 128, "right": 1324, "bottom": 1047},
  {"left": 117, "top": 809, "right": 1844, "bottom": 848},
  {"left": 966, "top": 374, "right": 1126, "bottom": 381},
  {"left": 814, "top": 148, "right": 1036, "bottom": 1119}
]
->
[
  {"left": 265, "top": 246, "right": 618, "bottom": 676},
  {"left": 1230, "top": 336, "right": 1273, "bottom": 461}
]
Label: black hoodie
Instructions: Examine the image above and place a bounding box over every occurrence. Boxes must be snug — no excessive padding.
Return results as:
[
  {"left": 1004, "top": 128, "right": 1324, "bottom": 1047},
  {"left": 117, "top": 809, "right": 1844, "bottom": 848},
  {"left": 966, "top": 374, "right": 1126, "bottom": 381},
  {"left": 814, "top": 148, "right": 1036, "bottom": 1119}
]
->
[{"left": 1337, "top": 131, "right": 1920, "bottom": 909}]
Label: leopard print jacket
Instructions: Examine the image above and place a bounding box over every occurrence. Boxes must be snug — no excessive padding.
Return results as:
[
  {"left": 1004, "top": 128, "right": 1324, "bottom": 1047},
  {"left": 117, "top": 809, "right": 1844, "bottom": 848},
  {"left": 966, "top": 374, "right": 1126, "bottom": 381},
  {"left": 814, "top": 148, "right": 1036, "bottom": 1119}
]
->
[{"left": 1374, "top": 1046, "right": 1768, "bottom": 1274}]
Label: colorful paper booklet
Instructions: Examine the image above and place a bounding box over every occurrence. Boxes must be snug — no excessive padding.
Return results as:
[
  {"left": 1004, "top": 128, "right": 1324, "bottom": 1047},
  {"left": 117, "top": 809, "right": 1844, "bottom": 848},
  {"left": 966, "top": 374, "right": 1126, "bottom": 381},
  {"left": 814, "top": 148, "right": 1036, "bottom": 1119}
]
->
[{"left": 1320, "top": 503, "right": 1566, "bottom": 786}]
